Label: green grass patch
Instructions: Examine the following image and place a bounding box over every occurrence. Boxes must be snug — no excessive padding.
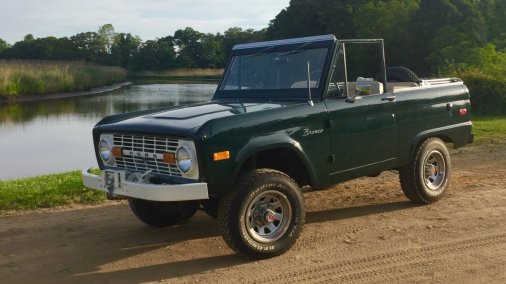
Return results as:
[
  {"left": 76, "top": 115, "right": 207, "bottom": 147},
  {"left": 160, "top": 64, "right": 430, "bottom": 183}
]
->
[
  {"left": 0, "top": 171, "right": 105, "bottom": 211},
  {"left": 472, "top": 115, "right": 506, "bottom": 144}
]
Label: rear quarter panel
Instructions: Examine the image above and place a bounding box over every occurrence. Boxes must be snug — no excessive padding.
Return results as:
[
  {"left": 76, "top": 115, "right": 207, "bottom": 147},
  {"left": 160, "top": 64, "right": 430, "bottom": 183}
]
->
[{"left": 395, "top": 83, "right": 472, "bottom": 166}]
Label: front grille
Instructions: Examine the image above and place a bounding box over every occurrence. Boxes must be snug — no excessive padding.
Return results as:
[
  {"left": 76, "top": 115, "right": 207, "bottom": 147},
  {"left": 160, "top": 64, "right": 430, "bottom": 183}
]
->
[{"left": 113, "top": 134, "right": 182, "bottom": 177}]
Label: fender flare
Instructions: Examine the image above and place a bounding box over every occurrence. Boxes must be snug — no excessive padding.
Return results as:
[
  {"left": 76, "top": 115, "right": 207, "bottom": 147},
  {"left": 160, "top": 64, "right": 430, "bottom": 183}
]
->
[
  {"left": 409, "top": 122, "right": 472, "bottom": 159},
  {"left": 232, "top": 133, "right": 320, "bottom": 187}
]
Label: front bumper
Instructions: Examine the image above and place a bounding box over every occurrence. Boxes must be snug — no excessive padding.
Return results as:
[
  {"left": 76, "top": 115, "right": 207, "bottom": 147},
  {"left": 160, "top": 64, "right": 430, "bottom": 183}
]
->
[{"left": 82, "top": 168, "right": 209, "bottom": 201}]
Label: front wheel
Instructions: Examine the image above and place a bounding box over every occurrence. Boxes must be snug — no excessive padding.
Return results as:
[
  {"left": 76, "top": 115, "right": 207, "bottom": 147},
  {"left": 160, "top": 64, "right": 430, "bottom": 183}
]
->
[
  {"left": 129, "top": 199, "right": 198, "bottom": 227},
  {"left": 217, "top": 169, "right": 305, "bottom": 260},
  {"left": 399, "top": 138, "right": 451, "bottom": 204}
]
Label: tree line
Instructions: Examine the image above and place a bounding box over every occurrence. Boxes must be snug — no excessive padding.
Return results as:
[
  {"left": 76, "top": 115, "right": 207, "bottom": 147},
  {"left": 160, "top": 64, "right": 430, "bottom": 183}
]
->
[
  {"left": 0, "top": 0, "right": 504, "bottom": 76},
  {"left": 0, "top": 24, "right": 265, "bottom": 71}
]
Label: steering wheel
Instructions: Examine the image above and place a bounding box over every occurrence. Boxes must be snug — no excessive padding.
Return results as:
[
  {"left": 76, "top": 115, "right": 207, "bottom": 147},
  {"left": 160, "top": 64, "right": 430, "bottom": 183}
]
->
[{"left": 309, "top": 69, "right": 322, "bottom": 80}]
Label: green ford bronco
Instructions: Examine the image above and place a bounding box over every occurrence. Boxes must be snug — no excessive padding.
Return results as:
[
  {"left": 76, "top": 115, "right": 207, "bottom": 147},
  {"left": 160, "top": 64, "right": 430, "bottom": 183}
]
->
[{"left": 83, "top": 35, "right": 473, "bottom": 259}]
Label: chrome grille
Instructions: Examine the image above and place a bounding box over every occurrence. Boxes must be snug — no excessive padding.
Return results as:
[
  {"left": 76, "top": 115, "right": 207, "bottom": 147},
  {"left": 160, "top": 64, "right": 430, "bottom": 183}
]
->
[{"left": 113, "top": 134, "right": 181, "bottom": 177}]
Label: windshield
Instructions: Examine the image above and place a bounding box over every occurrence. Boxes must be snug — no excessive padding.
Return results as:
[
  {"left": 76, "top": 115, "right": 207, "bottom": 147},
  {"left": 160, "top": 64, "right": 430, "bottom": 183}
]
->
[{"left": 219, "top": 47, "right": 329, "bottom": 91}]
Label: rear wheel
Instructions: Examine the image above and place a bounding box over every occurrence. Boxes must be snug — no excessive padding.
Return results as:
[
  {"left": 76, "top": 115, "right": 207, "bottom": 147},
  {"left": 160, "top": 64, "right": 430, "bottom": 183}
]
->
[
  {"left": 217, "top": 169, "right": 305, "bottom": 260},
  {"left": 129, "top": 199, "right": 198, "bottom": 227},
  {"left": 399, "top": 138, "right": 451, "bottom": 204}
]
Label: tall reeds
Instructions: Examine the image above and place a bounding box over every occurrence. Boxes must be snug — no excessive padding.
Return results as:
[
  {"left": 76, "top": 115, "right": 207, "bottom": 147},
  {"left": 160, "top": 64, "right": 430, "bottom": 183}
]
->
[{"left": 0, "top": 60, "right": 127, "bottom": 97}]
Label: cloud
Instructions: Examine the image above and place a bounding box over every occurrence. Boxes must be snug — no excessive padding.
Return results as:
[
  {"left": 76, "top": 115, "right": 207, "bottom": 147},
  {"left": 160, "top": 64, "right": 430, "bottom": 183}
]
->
[{"left": 0, "top": 0, "right": 289, "bottom": 43}]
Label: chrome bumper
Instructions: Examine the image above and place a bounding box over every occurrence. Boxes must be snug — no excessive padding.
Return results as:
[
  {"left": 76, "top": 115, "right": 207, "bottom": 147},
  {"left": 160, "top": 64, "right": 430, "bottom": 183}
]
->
[{"left": 82, "top": 168, "right": 209, "bottom": 201}]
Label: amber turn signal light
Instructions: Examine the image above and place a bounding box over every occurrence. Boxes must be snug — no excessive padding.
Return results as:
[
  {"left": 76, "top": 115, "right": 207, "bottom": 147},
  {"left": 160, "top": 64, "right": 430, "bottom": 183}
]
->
[
  {"left": 112, "top": 147, "right": 123, "bottom": 157},
  {"left": 213, "top": 151, "right": 230, "bottom": 161},
  {"left": 163, "top": 153, "right": 176, "bottom": 164}
]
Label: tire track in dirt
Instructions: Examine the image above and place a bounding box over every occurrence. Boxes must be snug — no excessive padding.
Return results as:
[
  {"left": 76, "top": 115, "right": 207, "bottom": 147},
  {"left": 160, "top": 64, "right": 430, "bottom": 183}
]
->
[
  {"left": 249, "top": 232, "right": 506, "bottom": 284},
  {"left": 292, "top": 223, "right": 374, "bottom": 251}
]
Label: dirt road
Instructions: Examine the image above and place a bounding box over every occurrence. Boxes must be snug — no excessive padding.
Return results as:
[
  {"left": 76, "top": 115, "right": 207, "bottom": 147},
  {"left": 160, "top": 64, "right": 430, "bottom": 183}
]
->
[{"left": 1, "top": 143, "right": 505, "bottom": 283}]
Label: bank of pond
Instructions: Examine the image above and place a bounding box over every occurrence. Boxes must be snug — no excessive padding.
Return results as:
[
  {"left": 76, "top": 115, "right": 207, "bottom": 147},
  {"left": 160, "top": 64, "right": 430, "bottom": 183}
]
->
[{"left": 0, "top": 60, "right": 222, "bottom": 99}]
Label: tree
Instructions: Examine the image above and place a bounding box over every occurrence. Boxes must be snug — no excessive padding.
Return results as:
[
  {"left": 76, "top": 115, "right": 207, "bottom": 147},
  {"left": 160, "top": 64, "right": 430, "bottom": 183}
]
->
[
  {"left": 110, "top": 33, "right": 142, "bottom": 68},
  {"left": 353, "top": 0, "right": 419, "bottom": 68},
  {"left": 412, "top": 0, "right": 487, "bottom": 74},
  {"left": 98, "top": 24, "right": 116, "bottom": 54},
  {"left": 131, "top": 36, "right": 177, "bottom": 70},
  {"left": 222, "top": 27, "right": 266, "bottom": 60},
  {"left": 70, "top": 32, "right": 108, "bottom": 62},
  {"left": 24, "top": 34, "right": 35, "bottom": 41},
  {"left": 266, "top": 0, "right": 370, "bottom": 40},
  {"left": 0, "top": 38, "right": 10, "bottom": 53},
  {"left": 173, "top": 27, "right": 204, "bottom": 67}
]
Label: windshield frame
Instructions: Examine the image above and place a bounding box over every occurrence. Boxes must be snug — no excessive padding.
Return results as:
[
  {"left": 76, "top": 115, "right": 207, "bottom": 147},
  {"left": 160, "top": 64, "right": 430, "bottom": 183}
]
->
[{"left": 214, "top": 38, "right": 335, "bottom": 101}]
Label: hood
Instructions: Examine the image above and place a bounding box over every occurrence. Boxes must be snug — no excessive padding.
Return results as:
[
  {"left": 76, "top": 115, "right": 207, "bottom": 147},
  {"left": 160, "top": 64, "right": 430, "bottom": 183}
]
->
[{"left": 95, "top": 100, "right": 293, "bottom": 138}]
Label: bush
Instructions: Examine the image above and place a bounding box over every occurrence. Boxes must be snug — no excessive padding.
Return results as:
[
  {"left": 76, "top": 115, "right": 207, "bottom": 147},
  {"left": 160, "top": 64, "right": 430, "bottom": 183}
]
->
[{"left": 455, "top": 69, "right": 506, "bottom": 115}]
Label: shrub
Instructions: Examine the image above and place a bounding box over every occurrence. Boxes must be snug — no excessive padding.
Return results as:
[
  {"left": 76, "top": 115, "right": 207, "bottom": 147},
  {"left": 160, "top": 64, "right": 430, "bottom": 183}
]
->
[{"left": 454, "top": 69, "right": 506, "bottom": 115}]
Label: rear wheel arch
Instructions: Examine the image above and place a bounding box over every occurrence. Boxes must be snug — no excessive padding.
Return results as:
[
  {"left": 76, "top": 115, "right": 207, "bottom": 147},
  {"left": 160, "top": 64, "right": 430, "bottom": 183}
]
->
[{"left": 409, "top": 134, "right": 454, "bottom": 162}]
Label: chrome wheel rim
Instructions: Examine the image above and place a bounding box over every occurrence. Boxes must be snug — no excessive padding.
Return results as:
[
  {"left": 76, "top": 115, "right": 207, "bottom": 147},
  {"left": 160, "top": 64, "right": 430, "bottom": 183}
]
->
[
  {"left": 423, "top": 150, "right": 446, "bottom": 190},
  {"left": 244, "top": 190, "right": 292, "bottom": 243}
]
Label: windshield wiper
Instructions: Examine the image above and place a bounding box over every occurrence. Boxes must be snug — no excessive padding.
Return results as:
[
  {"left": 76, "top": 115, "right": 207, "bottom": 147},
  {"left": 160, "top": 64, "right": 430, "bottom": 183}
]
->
[
  {"left": 246, "top": 45, "right": 275, "bottom": 57},
  {"left": 279, "top": 42, "right": 312, "bottom": 56}
]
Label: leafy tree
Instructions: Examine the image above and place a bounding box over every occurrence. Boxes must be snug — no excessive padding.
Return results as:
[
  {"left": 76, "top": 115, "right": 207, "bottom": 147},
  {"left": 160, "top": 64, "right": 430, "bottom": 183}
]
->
[
  {"left": 98, "top": 24, "right": 116, "bottom": 54},
  {"left": 353, "top": 0, "right": 419, "bottom": 68},
  {"left": 24, "top": 34, "right": 35, "bottom": 41},
  {"left": 70, "top": 32, "right": 108, "bottom": 62},
  {"left": 266, "top": 0, "right": 370, "bottom": 40},
  {"left": 0, "top": 36, "right": 78, "bottom": 60},
  {"left": 131, "top": 36, "right": 177, "bottom": 70},
  {"left": 0, "top": 38, "right": 10, "bottom": 53},
  {"left": 173, "top": 27, "right": 204, "bottom": 67},
  {"left": 110, "top": 33, "right": 142, "bottom": 68},
  {"left": 222, "top": 27, "right": 266, "bottom": 60}
]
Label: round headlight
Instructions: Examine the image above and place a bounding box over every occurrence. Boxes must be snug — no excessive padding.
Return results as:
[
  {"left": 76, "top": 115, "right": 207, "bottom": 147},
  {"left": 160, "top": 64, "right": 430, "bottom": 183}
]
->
[
  {"left": 99, "top": 139, "right": 113, "bottom": 164},
  {"left": 176, "top": 146, "right": 192, "bottom": 173}
]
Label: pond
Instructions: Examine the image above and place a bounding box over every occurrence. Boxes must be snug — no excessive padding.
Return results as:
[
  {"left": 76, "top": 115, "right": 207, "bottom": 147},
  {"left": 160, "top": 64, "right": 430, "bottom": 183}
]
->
[{"left": 0, "top": 83, "right": 216, "bottom": 180}]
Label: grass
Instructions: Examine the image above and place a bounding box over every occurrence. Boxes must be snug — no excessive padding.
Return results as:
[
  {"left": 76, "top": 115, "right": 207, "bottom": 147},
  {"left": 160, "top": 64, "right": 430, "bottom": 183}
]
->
[
  {"left": 0, "top": 60, "right": 127, "bottom": 97},
  {"left": 472, "top": 115, "right": 506, "bottom": 144},
  {"left": 0, "top": 171, "right": 106, "bottom": 211}
]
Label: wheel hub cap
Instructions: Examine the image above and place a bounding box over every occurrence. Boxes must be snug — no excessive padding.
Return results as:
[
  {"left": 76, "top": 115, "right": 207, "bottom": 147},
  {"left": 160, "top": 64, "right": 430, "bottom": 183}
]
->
[
  {"left": 423, "top": 150, "right": 446, "bottom": 191},
  {"left": 244, "top": 190, "right": 292, "bottom": 243},
  {"left": 264, "top": 209, "right": 276, "bottom": 223}
]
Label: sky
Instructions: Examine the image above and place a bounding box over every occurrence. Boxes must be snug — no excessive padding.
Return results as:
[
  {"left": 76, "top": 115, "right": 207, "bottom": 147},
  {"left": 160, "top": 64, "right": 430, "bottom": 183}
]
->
[{"left": 0, "top": 0, "right": 290, "bottom": 44}]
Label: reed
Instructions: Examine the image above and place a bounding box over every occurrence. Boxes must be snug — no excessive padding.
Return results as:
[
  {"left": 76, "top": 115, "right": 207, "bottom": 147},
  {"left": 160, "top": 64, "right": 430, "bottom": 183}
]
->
[{"left": 0, "top": 60, "right": 127, "bottom": 97}]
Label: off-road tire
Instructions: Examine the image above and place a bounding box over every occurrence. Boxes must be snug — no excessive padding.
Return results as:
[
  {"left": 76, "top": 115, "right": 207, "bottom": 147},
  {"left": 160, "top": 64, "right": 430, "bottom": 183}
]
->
[
  {"left": 129, "top": 199, "right": 198, "bottom": 227},
  {"left": 217, "top": 169, "right": 305, "bottom": 260},
  {"left": 376, "top": 66, "right": 421, "bottom": 83},
  {"left": 399, "top": 138, "right": 451, "bottom": 204}
]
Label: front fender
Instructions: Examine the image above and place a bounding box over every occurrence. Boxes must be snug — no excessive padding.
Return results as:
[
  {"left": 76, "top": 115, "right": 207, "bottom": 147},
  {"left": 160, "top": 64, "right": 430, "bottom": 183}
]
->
[{"left": 233, "top": 132, "right": 319, "bottom": 187}]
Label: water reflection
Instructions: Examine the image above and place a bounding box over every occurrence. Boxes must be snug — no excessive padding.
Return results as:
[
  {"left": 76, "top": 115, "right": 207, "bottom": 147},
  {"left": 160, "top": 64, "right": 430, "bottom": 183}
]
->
[{"left": 0, "top": 83, "right": 216, "bottom": 179}]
